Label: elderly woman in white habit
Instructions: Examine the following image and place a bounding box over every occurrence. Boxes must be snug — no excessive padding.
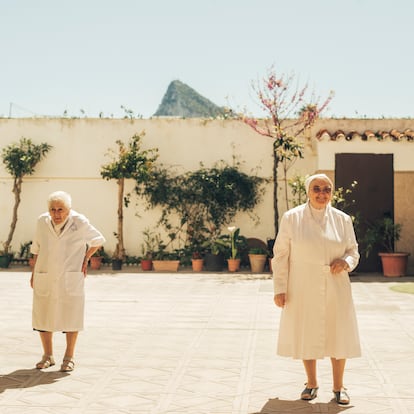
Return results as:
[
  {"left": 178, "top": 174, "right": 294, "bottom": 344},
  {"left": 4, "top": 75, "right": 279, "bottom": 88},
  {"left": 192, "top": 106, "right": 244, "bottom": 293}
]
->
[
  {"left": 272, "top": 173, "right": 360, "bottom": 405},
  {"left": 30, "top": 190, "right": 105, "bottom": 372}
]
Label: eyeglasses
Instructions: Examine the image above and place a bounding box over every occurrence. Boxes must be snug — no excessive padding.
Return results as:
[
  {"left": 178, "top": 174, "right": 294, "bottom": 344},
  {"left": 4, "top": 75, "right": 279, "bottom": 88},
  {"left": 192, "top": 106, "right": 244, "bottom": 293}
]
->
[{"left": 311, "top": 186, "right": 332, "bottom": 194}]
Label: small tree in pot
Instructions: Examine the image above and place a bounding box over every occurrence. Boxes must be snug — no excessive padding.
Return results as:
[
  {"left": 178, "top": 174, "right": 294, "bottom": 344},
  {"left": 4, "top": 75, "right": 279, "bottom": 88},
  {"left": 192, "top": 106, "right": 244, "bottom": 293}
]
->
[
  {"left": 101, "top": 132, "right": 158, "bottom": 269},
  {"left": 1, "top": 138, "right": 52, "bottom": 267},
  {"left": 363, "top": 216, "right": 409, "bottom": 277}
]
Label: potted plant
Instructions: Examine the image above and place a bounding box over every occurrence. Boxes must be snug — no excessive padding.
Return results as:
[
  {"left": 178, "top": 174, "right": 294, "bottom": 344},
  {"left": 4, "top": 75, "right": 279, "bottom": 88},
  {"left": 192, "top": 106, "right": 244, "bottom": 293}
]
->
[
  {"left": 90, "top": 247, "right": 105, "bottom": 270},
  {"left": 191, "top": 251, "right": 204, "bottom": 272},
  {"left": 151, "top": 235, "right": 181, "bottom": 272},
  {"left": 152, "top": 250, "right": 180, "bottom": 272},
  {"left": 101, "top": 132, "right": 158, "bottom": 269},
  {"left": 111, "top": 256, "right": 123, "bottom": 271},
  {"left": 139, "top": 229, "right": 157, "bottom": 271},
  {"left": 139, "top": 160, "right": 266, "bottom": 272},
  {"left": 140, "top": 255, "right": 153, "bottom": 271},
  {"left": 248, "top": 247, "right": 269, "bottom": 273},
  {"left": 110, "top": 232, "right": 124, "bottom": 270},
  {"left": 202, "top": 232, "right": 228, "bottom": 272},
  {"left": 214, "top": 227, "right": 247, "bottom": 272},
  {"left": 17, "top": 240, "right": 32, "bottom": 266},
  {"left": 363, "top": 216, "right": 410, "bottom": 277},
  {"left": 1, "top": 138, "right": 52, "bottom": 265},
  {"left": 0, "top": 242, "right": 13, "bottom": 269}
]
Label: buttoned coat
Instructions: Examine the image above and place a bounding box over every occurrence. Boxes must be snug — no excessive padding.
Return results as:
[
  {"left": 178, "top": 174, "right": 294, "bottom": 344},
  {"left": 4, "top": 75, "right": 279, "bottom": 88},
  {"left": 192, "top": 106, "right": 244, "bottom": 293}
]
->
[
  {"left": 31, "top": 210, "right": 105, "bottom": 332},
  {"left": 272, "top": 202, "right": 361, "bottom": 360}
]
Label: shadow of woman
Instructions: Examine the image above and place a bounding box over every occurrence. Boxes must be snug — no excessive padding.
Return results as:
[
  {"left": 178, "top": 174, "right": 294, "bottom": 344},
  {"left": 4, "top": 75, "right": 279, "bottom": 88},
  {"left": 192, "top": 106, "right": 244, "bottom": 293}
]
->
[
  {"left": 0, "top": 369, "right": 69, "bottom": 393},
  {"left": 251, "top": 397, "right": 353, "bottom": 413}
]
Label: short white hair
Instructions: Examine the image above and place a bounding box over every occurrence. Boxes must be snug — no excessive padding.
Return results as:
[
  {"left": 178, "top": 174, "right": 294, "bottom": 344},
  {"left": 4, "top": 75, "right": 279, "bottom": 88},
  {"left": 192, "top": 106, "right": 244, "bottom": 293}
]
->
[{"left": 47, "top": 191, "right": 72, "bottom": 209}]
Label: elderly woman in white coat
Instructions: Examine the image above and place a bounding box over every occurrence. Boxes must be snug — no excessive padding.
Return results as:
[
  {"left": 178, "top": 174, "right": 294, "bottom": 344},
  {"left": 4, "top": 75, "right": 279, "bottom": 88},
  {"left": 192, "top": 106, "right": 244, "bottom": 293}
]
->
[
  {"left": 272, "top": 173, "right": 360, "bottom": 405},
  {"left": 30, "top": 191, "right": 105, "bottom": 372}
]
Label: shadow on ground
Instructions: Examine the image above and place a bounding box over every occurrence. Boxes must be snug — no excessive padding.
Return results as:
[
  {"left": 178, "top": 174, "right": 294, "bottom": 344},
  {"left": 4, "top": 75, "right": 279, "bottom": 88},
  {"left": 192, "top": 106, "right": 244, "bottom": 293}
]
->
[
  {"left": 251, "top": 397, "right": 353, "bottom": 413},
  {"left": 0, "top": 368, "right": 69, "bottom": 393}
]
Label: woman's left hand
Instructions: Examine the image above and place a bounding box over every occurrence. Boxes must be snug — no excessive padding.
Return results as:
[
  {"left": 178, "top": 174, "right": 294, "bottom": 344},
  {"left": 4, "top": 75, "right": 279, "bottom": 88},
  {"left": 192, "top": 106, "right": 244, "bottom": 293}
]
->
[{"left": 330, "top": 258, "right": 349, "bottom": 274}]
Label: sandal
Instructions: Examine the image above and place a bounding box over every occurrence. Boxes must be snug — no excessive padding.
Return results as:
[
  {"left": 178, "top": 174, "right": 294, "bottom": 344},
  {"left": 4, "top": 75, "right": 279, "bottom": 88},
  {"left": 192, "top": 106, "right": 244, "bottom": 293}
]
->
[
  {"left": 36, "top": 355, "right": 55, "bottom": 369},
  {"left": 333, "top": 387, "right": 350, "bottom": 405},
  {"left": 60, "top": 357, "right": 75, "bottom": 372},
  {"left": 301, "top": 384, "right": 318, "bottom": 400}
]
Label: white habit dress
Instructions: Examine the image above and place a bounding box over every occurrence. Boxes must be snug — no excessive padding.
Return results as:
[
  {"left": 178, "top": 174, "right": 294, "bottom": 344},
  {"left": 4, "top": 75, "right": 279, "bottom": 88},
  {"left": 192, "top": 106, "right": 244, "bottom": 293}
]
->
[
  {"left": 272, "top": 202, "right": 361, "bottom": 360},
  {"left": 31, "top": 210, "right": 105, "bottom": 332}
]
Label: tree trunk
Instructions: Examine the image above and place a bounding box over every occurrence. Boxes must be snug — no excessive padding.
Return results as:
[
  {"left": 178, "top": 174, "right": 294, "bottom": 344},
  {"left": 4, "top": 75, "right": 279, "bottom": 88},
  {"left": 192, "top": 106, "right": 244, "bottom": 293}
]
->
[
  {"left": 273, "top": 142, "right": 279, "bottom": 237},
  {"left": 283, "top": 160, "right": 289, "bottom": 211},
  {"left": 116, "top": 177, "right": 125, "bottom": 260},
  {"left": 4, "top": 177, "right": 22, "bottom": 255}
]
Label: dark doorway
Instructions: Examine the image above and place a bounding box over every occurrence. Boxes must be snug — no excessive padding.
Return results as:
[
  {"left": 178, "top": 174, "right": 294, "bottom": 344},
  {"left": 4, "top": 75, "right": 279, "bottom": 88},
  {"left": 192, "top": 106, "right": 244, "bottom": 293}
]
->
[{"left": 335, "top": 153, "right": 394, "bottom": 272}]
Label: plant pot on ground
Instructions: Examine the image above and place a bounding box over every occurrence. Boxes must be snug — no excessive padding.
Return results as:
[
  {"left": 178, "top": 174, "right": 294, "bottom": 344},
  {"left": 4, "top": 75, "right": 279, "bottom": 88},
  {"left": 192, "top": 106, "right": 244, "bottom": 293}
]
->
[
  {"left": 378, "top": 252, "right": 410, "bottom": 277},
  {"left": 204, "top": 253, "right": 225, "bottom": 272},
  {"left": 201, "top": 235, "right": 227, "bottom": 272},
  {"left": 140, "top": 258, "right": 153, "bottom": 271},
  {"left": 152, "top": 259, "right": 180, "bottom": 272},
  {"left": 227, "top": 258, "right": 241, "bottom": 272},
  {"left": 90, "top": 247, "right": 106, "bottom": 270},
  {"left": 363, "top": 216, "right": 410, "bottom": 277},
  {"left": 248, "top": 247, "right": 269, "bottom": 273},
  {"left": 208, "top": 227, "right": 247, "bottom": 273},
  {"left": 139, "top": 228, "right": 156, "bottom": 271},
  {"left": 0, "top": 253, "right": 13, "bottom": 269},
  {"left": 151, "top": 246, "right": 181, "bottom": 272},
  {"left": 90, "top": 256, "right": 103, "bottom": 270},
  {"left": 111, "top": 258, "right": 123, "bottom": 271},
  {"left": 191, "top": 251, "right": 204, "bottom": 272}
]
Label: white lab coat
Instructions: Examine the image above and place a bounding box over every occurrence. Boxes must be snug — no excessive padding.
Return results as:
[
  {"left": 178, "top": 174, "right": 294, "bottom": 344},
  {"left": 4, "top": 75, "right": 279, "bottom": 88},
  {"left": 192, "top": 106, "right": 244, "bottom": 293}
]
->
[
  {"left": 272, "top": 202, "right": 361, "bottom": 360},
  {"left": 31, "top": 210, "right": 105, "bottom": 332}
]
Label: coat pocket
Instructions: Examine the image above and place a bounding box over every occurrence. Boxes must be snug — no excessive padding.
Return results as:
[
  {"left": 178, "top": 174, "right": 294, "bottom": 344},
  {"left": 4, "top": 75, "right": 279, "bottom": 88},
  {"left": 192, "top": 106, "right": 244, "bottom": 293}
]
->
[
  {"left": 64, "top": 272, "right": 85, "bottom": 296},
  {"left": 34, "top": 272, "right": 50, "bottom": 296}
]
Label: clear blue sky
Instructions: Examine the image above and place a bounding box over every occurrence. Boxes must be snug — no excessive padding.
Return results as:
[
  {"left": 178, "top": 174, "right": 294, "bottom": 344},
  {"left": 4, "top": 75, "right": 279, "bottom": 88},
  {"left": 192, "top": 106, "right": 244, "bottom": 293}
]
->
[{"left": 1, "top": 0, "right": 413, "bottom": 119}]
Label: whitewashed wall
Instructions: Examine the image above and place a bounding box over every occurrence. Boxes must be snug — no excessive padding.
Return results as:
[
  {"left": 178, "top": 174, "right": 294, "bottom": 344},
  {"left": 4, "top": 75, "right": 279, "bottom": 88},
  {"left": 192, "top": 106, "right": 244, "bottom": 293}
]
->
[
  {"left": 1, "top": 118, "right": 413, "bottom": 269},
  {"left": 0, "top": 118, "right": 281, "bottom": 256}
]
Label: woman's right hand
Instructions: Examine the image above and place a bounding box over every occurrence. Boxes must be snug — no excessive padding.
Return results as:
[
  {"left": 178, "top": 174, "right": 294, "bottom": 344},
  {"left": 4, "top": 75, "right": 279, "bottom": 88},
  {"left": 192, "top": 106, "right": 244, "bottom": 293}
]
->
[{"left": 274, "top": 293, "right": 286, "bottom": 308}]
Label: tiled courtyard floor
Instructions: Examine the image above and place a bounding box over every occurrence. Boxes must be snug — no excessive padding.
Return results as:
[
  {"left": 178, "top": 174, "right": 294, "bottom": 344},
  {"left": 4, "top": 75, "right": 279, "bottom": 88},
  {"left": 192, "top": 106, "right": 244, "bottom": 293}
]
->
[{"left": 0, "top": 267, "right": 413, "bottom": 413}]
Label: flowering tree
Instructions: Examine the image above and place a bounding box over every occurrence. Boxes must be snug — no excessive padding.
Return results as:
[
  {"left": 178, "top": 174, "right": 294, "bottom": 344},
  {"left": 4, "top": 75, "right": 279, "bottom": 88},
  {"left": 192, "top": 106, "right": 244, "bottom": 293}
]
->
[{"left": 244, "top": 66, "right": 334, "bottom": 236}]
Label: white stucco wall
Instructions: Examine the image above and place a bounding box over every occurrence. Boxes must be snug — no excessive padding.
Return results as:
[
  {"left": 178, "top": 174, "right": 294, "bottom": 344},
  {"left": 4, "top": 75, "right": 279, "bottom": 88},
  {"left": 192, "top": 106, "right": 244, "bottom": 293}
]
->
[
  {"left": 1, "top": 117, "right": 413, "bottom": 268},
  {"left": 0, "top": 118, "right": 279, "bottom": 256},
  {"left": 317, "top": 140, "right": 414, "bottom": 171}
]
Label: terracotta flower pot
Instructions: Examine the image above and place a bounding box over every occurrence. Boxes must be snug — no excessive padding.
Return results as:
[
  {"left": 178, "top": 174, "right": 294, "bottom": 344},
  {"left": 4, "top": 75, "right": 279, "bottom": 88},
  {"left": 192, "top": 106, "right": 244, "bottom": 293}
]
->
[
  {"left": 248, "top": 254, "right": 267, "bottom": 273},
  {"left": 227, "top": 258, "right": 241, "bottom": 272},
  {"left": 152, "top": 260, "right": 180, "bottom": 272},
  {"left": 140, "top": 259, "right": 153, "bottom": 271},
  {"left": 191, "top": 258, "right": 204, "bottom": 272},
  {"left": 90, "top": 256, "right": 103, "bottom": 270},
  {"left": 378, "top": 252, "right": 410, "bottom": 277}
]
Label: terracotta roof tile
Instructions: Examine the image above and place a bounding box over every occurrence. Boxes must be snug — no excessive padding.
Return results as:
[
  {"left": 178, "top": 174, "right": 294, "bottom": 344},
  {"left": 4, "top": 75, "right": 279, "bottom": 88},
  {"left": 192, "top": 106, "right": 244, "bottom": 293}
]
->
[{"left": 316, "top": 128, "right": 414, "bottom": 142}]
